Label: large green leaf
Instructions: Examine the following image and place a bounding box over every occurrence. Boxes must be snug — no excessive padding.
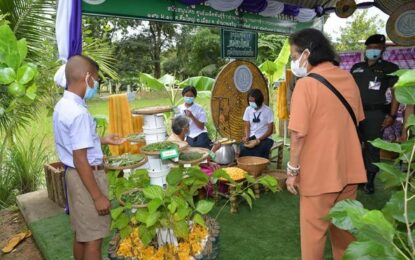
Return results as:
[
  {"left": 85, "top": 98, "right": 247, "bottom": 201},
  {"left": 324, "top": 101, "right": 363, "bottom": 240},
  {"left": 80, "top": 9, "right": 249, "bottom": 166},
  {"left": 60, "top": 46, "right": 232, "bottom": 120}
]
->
[
  {"left": 139, "top": 72, "right": 164, "bottom": 91},
  {"left": 327, "top": 200, "right": 368, "bottom": 233},
  {"left": 358, "top": 210, "right": 395, "bottom": 248},
  {"left": 17, "top": 63, "right": 36, "bottom": 84},
  {"left": 110, "top": 207, "right": 124, "bottom": 220},
  {"left": 7, "top": 82, "right": 25, "bottom": 97},
  {"left": 344, "top": 240, "right": 399, "bottom": 260},
  {"left": 179, "top": 76, "right": 215, "bottom": 91},
  {"left": 166, "top": 168, "right": 183, "bottom": 186},
  {"left": 0, "top": 0, "right": 55, "bottom": 56},
  {"left": 159, "top": 74, "right": 176, "bottom": 86},
  {"left": 370, "top": 139, "right": 402, "bottom": 153},
  {"left": 135, "top": 208, "right": 149, "bottom": 223},
  {"left": 139, "top": 225, "right": 156, "bottom": 246},
  {"left": 114, "top": 213, "right": 129, "bottom": 230},
  {"left": 383, "top": 191, "right": 415, "bottom": 224},
  {"left": 143, "top": 185, "right": 164, "bottom": 200},
  {"left": 83, "top": 37, "right": 119, "bottom": 80},
  {"left": 241, "top": 193, "right": 253, "bottom": 209},
  {"left": 259, "top": 60, "right": 278, "bottom": 76},
  {"left": 145, "top": 211, "right": 160, "bottom": 228},
  {"left": 193, "top": 213, "right": 205, "bottom": 227},
  {"left": 174, "top": 207, "right": 191, "bottom": 221},
  {"left": 25, "top": 83, "right": 37, "bottom": 100},
  {"left": 0, "top": 24, "right": 19, "bottom": 70},
  {"left": 120, "top": 225, "right": 132, "bottom": 239},
  {"left": 171, "top": 196, "right": 187, "bottom": 209},
  {"left": 395, "top": 85, "right": 415, "bottom": 105},
  {"left": 0, "top": 67, "right": 16, "bottom": 84},
  {"left": 374, "top": 163, "right": 405, "bottom": 189},
  {"left": 147, "top": 199, "right": 162, "bottom": 214},
  {"left": 173, "top": 220, "right": 189, "bottom": 238},
  {"left": 392, "top": 69, "right": 415, "bottom": 89},
  {"left": 258, "top": 175, "right": 279, "bottom": 192},
  {"left": 16, "top": 38, "right": 27, "bottom": 65},
  {"left": 405, "top": 114, "right": 415, "bottom": 128},
  {"left": 273, "top": 39, "right": 290, "bottom": 80},
  {"left": 195, "top": 200, "right": 214, "bottom": 215}
]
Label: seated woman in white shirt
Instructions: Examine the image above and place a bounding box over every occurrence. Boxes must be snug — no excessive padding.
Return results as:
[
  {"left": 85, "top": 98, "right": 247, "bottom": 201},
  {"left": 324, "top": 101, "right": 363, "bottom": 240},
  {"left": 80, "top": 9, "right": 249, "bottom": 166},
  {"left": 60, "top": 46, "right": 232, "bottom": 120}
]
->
[
  {"left": 178, "top": 86, "right": 212, "bottom": 149},
  {"left": 240, "top": 89, "right": 274, "bottom": 159}
]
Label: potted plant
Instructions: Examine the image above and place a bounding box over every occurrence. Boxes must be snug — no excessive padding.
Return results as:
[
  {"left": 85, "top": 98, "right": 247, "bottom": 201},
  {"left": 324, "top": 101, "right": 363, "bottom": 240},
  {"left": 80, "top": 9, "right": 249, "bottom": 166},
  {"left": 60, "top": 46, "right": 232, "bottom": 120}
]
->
[{"left": 108, "top": 166, "right": 279, "bottom": 259}]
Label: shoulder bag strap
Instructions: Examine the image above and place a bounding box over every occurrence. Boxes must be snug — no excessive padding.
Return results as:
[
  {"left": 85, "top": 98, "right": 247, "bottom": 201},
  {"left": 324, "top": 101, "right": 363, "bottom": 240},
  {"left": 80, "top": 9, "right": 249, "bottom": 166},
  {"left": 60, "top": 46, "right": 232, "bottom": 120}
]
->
[{"left": 307, "top": 73, "right": 358, "bottom": 127}]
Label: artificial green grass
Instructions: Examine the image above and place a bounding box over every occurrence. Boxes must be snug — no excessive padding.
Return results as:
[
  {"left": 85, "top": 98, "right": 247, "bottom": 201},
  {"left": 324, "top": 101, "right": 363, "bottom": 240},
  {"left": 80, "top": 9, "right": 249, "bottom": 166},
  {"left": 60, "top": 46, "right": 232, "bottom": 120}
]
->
[{"left": 29, "top": 180, "right": 390, "bottom": 260}]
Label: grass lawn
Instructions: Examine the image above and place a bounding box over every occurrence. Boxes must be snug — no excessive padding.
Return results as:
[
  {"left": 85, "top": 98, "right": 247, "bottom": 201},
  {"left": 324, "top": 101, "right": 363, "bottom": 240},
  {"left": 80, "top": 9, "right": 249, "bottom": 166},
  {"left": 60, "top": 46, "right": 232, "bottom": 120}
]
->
[
  {"left": 29, "top": 179, "right": 390, "bottom": 260},
  {"left": 27, "top": 93, "right": 390, "bottom": 259}
]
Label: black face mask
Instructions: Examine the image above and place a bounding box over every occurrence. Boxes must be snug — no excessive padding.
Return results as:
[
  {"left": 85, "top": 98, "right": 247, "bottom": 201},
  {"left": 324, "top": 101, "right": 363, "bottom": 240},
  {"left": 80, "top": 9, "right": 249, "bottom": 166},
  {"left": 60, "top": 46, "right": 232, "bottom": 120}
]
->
[{"left": 253, "top": 112, "right": 261, "bottom": 123}]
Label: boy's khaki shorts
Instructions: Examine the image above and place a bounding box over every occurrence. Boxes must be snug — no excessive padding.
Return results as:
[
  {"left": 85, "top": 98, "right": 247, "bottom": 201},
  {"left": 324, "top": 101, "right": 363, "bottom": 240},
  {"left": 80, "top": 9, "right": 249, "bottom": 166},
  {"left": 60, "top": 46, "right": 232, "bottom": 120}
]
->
[{"left": 66, "top": 168, "right": 110, "bottom": 242}]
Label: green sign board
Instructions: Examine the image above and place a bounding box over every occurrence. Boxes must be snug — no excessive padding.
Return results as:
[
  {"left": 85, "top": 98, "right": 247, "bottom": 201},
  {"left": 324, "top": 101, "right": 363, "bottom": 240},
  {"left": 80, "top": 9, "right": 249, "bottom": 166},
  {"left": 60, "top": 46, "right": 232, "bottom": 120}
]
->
[
  {"left": 221, "top": 29, "right": 257, "bottom": 59},
  {"left": 82, "top": 0, "right": 324, "bottom": 34}
]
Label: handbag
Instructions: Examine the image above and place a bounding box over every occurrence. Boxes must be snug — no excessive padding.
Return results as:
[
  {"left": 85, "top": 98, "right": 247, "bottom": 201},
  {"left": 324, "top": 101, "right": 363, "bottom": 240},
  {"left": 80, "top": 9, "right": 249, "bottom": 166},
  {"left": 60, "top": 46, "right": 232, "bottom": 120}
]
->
[{"left": 307, "top": 73, "right": 358, "bottom": 128}]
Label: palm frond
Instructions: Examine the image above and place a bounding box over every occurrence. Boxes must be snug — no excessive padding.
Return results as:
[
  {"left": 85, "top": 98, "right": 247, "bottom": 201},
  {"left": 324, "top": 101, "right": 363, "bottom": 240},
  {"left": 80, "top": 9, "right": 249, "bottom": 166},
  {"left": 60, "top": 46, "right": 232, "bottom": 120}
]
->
[
  {"left": 0, "top": 0, "right": 56, "bottom": 56},
  {"left": 83, "top": 39, "right": 119, "bottom": 80}
]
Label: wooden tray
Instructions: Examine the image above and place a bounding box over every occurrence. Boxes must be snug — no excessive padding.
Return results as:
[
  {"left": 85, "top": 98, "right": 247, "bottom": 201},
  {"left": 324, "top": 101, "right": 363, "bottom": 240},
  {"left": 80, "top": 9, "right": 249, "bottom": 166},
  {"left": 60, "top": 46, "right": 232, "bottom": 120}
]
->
[
  {"left": 141, "top": 141, "right": 188, "bottom": 156},
  {"left": 126, "top": 133, "right": 145, "bottom": 144},
  {"left": 118, "top": 188, "right": 147, "bottom": 208},
  {"left": 211, "top": 60, "right": 269, "bottom": 141},
  {"left": 176, "top": 147, "right": 210, "bottom": 165},
  {"left": 104, "top": 155, "right": 147, "bottom": 170},
  {"left": 131, "top": 106, "right": 172, "bottom": 115}
]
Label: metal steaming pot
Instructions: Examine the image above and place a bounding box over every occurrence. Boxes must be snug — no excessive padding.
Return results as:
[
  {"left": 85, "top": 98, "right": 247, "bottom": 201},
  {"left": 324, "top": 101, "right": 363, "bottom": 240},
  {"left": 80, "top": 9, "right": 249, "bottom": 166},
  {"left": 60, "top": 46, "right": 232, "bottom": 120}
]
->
[{"left": 214, "top": 143, "right": 236, "bottom": 165}]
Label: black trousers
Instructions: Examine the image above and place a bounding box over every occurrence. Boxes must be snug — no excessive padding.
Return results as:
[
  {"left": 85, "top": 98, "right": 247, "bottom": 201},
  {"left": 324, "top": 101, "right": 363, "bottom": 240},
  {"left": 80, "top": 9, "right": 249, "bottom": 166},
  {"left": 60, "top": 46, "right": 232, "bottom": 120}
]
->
[
  {"left": 358, "top": 110, "right": 385, "bottom": 174},
  {"left": 239, "top": 136, "right": 274, "bottom": 159},
  {"left": 186, "top": 132, "right": 212, "bottom": 149}
]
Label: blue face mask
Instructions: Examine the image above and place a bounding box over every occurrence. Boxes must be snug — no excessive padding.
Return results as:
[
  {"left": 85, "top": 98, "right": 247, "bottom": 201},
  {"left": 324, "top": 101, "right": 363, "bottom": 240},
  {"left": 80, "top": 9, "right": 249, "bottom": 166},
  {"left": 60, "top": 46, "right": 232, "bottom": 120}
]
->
[
  {"left": 249, "top": 102, "right": 257, "bottom": 109},
  {"left": 184, "top": 97, "right": 194, "bottom": 104},
  {"left": 84, "top": 79, "right": 99, "bottom": 100},
  {"left": 365, "top": 49, "right": 382, "bottom": 60}
]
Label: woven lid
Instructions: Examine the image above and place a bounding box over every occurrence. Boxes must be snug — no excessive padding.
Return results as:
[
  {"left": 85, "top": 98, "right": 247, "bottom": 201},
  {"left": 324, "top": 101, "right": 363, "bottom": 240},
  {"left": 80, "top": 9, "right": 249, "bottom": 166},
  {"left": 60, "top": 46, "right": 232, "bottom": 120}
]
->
[
  {"left": 375, "top": 0, "right": 412, "bottom": 15},
  {"left": 131, "top": 106, "right": 172, "bottom": 115},
  {"left": 386, "top": 2, "right": 415, "bottom": 46},
  {"left": 211, "top": 60, "right": 269, "bottom": 141},
  {"left": 335, "top": 0, "right": 357, "bottom": 18}
]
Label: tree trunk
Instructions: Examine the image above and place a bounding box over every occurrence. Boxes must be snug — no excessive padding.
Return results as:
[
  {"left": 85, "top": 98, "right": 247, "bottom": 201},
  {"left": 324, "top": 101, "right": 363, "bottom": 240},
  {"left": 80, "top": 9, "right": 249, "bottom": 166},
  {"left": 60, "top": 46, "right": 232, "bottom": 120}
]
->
[{"left": 149, "top": 22, "right": 162, "bottom": 79}]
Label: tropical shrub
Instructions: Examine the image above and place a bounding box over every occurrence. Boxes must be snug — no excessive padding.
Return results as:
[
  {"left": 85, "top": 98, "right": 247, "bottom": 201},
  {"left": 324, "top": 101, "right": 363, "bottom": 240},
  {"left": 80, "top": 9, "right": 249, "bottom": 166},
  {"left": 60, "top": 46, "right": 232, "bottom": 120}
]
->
[{"left": 327, "top": 69, "right": 415, "bottom": 259}]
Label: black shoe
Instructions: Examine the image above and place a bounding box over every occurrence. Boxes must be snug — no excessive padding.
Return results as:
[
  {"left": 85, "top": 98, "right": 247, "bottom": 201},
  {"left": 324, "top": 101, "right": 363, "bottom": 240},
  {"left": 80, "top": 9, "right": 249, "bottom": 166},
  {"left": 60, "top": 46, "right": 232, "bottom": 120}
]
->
[{"left": 363, "top": 183, "right": 374, "bottom": 194}]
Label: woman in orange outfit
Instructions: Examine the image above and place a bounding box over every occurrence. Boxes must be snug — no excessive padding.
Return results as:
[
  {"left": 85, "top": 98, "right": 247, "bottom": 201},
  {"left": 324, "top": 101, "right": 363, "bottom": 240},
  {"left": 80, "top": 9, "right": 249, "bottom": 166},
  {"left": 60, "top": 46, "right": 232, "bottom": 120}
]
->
[{"left": 286, "top": 28, "right": 367, "bottom": 260}]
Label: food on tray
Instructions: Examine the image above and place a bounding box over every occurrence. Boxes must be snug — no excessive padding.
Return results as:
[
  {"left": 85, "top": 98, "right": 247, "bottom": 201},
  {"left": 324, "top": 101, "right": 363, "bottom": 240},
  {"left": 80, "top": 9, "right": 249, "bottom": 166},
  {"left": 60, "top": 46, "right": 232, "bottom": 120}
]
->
[
  {"left": 221, "top": 167, "right": 247, "bottom": 181},
  {"left": 126, "top": 133, "right": 145, "bottom": 142},
  {"left": 179, "top": 152, "right": 203, "bottom": 161},
  {"left": 120, "top": 190, "right": 147, "bottom": 205},
  {"left": 142, "top": 141, "right": 178, "bottom": 152},
  {"left": 106, "top": 154, "right": 145, "bottom": 167},
  {"left": 217, "top": 138, "right": 236, "bottom": 145}
]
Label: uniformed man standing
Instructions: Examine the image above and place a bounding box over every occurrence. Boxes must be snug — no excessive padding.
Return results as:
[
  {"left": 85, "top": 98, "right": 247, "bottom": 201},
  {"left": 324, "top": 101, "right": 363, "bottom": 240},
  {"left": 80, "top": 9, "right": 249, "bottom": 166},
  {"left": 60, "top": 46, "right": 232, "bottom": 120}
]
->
[{"left": 351, "top": 34, "right": 399, "bottom": 194}]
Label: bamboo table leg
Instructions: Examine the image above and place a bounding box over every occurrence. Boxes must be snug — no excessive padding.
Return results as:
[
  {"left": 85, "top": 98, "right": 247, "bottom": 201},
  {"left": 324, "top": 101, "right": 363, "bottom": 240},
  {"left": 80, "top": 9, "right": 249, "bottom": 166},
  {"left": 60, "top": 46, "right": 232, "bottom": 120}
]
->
[
  {"left": 254, "top": 183, "right": 260, "bottom": 199},
  {"left": 229, "top": 185, "right": 238, "bottom": 214},
  {"left": 277, "top": 145, "right": 284, "bottom": 169}
]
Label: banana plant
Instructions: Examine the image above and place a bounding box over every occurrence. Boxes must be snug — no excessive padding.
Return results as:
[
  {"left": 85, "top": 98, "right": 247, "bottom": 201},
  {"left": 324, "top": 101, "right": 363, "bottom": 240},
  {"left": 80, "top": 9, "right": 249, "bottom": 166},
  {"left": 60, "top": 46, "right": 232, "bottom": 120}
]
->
[
  {"left": 139, "top": 73, "right": 215, "bottom": 106},
  {"left": 259, "top": 39, "right": 290, "bottom": 88}
]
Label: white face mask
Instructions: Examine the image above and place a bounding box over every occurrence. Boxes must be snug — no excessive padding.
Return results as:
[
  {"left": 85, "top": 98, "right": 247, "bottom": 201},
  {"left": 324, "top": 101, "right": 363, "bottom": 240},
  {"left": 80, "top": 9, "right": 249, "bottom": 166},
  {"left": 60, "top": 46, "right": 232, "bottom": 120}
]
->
[{"left": 291, "top": 50, "right": 309, "bottom": 78}]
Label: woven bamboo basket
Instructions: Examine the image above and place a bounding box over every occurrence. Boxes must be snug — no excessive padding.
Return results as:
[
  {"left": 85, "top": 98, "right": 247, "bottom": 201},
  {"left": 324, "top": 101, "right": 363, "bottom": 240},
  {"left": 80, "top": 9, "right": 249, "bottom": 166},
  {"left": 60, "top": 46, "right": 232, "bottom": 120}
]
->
[
  {"left": 118, "top": 188, "right": 148, "bottom": 209},
  {"left": 176, "top": 147, "right": 210, "bottom": 165},
  {"left": 211, "top": 60, "right": 269, "bottom": 141},
  {"left": 104, "top": 155, "right": 148, "bottom": 171},
  {"left": 237, "top": 156, "right": 270, "bottom": 178}
]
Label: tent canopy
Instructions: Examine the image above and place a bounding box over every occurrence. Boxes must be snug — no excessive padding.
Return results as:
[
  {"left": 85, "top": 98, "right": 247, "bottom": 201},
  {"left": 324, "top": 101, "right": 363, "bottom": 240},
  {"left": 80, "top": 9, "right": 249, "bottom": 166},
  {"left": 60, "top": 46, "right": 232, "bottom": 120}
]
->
[{"left": 82, "top": 0, "right": 325, "bottom": 34}]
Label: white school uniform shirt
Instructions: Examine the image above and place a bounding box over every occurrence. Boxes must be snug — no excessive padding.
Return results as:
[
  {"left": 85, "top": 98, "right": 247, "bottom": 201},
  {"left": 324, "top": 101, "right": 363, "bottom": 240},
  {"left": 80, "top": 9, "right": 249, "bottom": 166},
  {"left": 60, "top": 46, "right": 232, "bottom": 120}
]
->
[
  {"left": 53, "top": 91, "right": 103, "bottom": 168},
  {"left": 178, "top": 103, "right": 208, "bottom": 138},
  {"left": 243, "top": 104, "right": 274, "bottom": 139}
]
